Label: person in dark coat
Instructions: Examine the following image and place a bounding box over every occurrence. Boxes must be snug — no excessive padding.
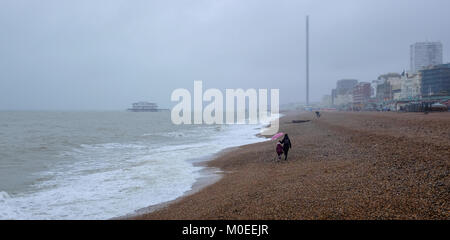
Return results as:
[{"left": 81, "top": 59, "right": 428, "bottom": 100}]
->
[{"left": 280, "top": 134, "right": 292, "bottom": 160}]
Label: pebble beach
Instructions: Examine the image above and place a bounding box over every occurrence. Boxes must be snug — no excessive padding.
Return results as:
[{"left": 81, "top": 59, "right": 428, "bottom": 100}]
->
[{"left": 133, "top": 111, "right": 449, "bottom": 220}]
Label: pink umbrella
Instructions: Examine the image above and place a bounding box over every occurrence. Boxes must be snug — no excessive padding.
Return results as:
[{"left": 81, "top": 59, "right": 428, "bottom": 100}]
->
[{"left": 271, "top": 132, "right": 284, "bottom": 141}]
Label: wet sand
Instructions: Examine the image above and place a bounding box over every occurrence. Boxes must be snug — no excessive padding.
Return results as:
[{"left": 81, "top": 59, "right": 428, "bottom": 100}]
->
[{"left": 132, "top": 111, "right": 450, "bottom": 220}]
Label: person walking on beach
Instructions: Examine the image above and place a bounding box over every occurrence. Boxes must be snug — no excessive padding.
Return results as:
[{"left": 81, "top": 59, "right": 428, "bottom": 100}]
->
[
  {"left": 276, "top": 142, "right": 283, "bottom": 161},
  {"left": 315, "top": 111, "right": 321, "bottom": 118},
  {"left": 280, "top": 134, "right": 292, "bottom": 160}
]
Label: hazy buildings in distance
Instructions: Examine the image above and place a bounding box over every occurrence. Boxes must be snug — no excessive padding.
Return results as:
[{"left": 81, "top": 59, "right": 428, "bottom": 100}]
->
[
  {"left": 336, "top": 79, "right": 358, "bottom": 95},
  {"left": 378, "top": 73, "right": 403, "bottom": 101},
  {"left": 331, "top": 79, "right": 358, "bottom": 107},
  {"left": 323, "top": 41, "right": 448, "bottom": 112},
  {"left": 410, "top": 42, "right": 443, "bottom": 73},
  {"left": 352, "top": 82, "right": 372, "bottom": 110},
  {"left": 324, "top": 41, "right": 449, "bottom": 111}
]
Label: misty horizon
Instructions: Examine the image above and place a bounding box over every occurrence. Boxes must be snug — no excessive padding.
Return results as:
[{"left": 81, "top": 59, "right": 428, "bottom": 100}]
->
[{"left": 1, "top": 0, "right": 449, "bottom": 110}]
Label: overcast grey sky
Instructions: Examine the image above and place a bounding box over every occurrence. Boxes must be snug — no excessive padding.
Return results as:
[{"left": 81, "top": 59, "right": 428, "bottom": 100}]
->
[{"left": 1, "top": 0, "right": 449, "bottom": 110}]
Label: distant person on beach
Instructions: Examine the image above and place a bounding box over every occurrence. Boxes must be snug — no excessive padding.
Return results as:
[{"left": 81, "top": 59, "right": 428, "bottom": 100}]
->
[
  {"left": 280, "top": 134, "right": 292, "bottom": 160},
  {"left": 276, "top": 142, "right": 283, "bottom": 160},
  {"left": 315, "top": 111, "right": 321, "bottom": 118}
]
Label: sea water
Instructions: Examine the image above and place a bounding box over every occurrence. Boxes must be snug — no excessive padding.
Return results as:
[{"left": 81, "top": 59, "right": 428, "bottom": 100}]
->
[{"left": 0, "top": 111, "right": 275, "bottom": 219}]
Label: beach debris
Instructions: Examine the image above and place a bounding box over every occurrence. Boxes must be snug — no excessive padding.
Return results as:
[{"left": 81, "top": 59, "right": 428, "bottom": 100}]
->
[{"left": 292, "top": 120, "right": 310, "bottom": 124}]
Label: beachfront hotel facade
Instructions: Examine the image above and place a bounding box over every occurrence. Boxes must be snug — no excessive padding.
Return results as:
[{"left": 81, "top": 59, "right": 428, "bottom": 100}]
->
[
  {"left": 376, "top": 73, "right": 402, "bottom": 102},
  {"left": 400, "top": 73, "right": 422, "bottom": 100},
  {"left": 352, "top": 82, "right": 371, "bottom": 104}
]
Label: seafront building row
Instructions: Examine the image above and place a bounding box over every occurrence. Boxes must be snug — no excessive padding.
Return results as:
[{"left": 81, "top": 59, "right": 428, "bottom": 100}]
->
[{"left": 324, "top": 42, "right": 449, "bottom": 112}]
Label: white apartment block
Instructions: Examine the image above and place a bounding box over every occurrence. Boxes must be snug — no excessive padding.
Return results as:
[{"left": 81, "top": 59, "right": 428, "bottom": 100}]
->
[{"left": 410, "top": 42, "right": 443, "bottom": 73}]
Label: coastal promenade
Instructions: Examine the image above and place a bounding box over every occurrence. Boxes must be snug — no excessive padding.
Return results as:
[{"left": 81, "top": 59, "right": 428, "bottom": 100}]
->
[{"left": 133, "top": 111, "right": 449, "bottom": 220}]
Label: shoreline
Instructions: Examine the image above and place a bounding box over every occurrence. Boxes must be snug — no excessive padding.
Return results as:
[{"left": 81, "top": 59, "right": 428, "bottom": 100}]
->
[
  {"left": 125, "top": 111, "right": 296, "bottom": 220},
  {"left": 131, "top": 110, "right": 449, "bottom": 220},
  {"left": 116, "top": 149, "right": 238, "bottom": 220},
  {"left": 124, "top": 111, "right": 294, "bottom": 220},
  {"left": 119, "top": 117, "right": 280, "bottom": 220},
  {"left": 115, "top": 165, "right": 223, "bottom": 220}
]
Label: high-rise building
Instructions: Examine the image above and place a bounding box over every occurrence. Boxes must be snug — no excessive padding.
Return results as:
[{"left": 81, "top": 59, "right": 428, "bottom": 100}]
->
[
  {"left": 410, "top": 42, "right": 443, "bottom": 73},
  {"left": 336, "top": 79, "right": 358, "bottom": 95}
]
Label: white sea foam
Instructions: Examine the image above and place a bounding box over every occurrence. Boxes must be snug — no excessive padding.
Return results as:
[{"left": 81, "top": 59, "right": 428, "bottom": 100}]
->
[
  {"left": 0, "top": 144, "right": 203, "bottom": 219},
  {"left": 0, "top": 191, "right": 23, "bottom": 220},
  {"left": 0, "top": 112, "right": 280, "bottom": 219}
]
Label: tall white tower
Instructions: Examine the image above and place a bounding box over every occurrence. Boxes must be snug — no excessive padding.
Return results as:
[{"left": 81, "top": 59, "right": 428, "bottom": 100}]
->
[{"left": 306, "top": 16, "right": 309, "bottom": 106}]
